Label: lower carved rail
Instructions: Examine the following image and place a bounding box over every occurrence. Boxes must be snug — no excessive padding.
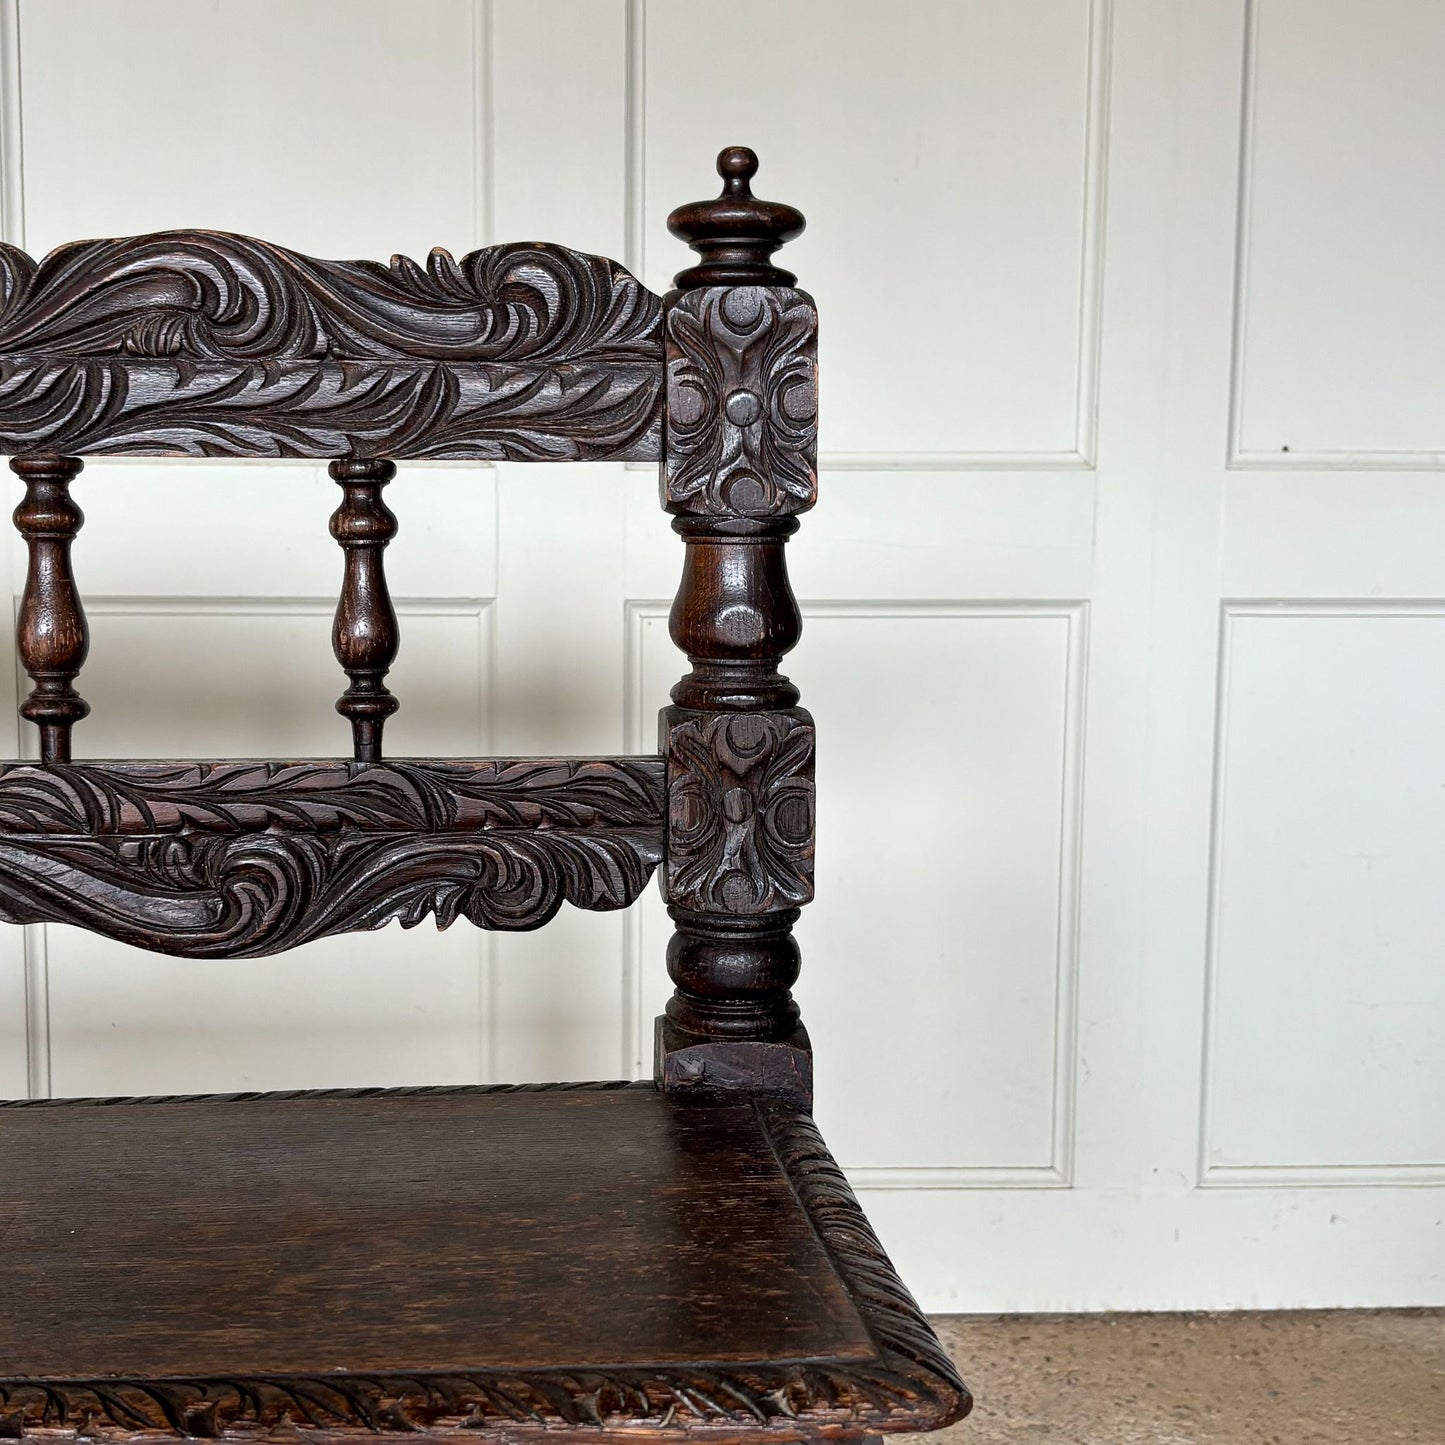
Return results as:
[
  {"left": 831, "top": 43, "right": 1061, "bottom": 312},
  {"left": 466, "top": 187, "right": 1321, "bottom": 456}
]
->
[{"left": 0, "top": 757, "right": 664, "bottom": 956}]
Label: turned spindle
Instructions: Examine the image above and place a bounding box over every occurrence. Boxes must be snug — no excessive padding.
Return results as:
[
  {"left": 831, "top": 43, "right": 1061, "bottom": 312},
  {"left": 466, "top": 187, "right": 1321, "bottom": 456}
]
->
[
  {"left": 656, "top": 148, "right": 819, "bottom": 1106},
  {"left": 12, "top": 455, "right": 89, "bottom": 764},
  {"left": 329, "top": 458, "right": 399, "bottom": 762}
]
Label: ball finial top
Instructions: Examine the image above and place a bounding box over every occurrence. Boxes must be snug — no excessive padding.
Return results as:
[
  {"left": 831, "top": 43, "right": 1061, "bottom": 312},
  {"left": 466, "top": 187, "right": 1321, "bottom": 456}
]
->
[
  {"left": 667, "top": 146, "right": 805, "bottom": 291},
  {"left": 717, "top": 145, "right": 759, "bottom": 192}
]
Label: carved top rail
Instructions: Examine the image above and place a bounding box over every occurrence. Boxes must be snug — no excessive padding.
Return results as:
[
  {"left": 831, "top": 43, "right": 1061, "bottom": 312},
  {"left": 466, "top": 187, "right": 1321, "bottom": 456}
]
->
[{"left": 0, "top": 235, "right": 664, "bottom": 460}]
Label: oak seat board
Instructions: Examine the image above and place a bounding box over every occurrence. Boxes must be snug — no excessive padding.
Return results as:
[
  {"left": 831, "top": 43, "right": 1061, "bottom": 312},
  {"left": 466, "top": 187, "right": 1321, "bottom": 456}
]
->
[
  {"left": 0, "top": 1085, "right": 967, "bottom": 1437},
  {"left": 0, "top": 1087, "right": 869, "bottom": 1377}
]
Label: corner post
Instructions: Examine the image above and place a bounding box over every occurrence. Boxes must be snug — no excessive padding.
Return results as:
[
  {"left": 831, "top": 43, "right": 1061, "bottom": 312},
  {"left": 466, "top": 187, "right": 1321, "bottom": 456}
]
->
[{"left": 656, "top": 148, "right": 818, "bottom": 1109}]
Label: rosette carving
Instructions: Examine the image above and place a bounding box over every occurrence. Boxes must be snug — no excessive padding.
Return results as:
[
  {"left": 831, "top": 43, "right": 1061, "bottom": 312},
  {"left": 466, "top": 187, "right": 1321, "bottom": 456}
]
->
[
  {"left": 663, "top": 285, "right": 817, "bottom": 518},
  {"left": 663, "top": 709, "right": 815, "bottom": 914}
]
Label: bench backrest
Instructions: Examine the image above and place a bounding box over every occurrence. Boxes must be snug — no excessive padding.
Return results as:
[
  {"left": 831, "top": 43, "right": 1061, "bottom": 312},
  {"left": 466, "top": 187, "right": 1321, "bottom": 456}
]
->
[{"left": 0, "top": 148, "right": 819, "bottom": 1107}]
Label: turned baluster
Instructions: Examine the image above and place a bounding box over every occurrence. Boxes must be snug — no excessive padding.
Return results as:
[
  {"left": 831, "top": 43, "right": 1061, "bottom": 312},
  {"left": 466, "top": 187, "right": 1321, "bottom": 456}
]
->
[
  {"left": 656, "top": 148, "right": 819, "bottom": 1108},
  {"left": 12, "top": 455, "right": 89, "bottom": 764},
  {"left": 329, "top": 458, "right": 399, "bottom": 762}
]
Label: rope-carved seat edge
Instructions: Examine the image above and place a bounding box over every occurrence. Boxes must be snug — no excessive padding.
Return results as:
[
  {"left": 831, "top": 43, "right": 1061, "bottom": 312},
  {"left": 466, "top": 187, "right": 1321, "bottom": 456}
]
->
[{"left": 0, "top": 1085, "right": 970, "bottom": 1439}]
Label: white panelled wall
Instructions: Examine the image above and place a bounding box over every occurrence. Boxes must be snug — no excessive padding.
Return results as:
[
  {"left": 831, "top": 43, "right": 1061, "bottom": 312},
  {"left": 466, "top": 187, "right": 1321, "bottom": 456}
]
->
[{"left": 0, "top": 0, "right": 1441, "bottom": 1311}]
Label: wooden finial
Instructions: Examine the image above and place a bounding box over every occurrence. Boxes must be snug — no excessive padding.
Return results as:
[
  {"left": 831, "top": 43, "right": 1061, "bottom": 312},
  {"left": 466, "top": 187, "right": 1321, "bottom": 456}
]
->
[
  {"left": 329, "top": 458, "right": 399, "bottom": 762},
  {"left": 12, "top": 456, "right": 89, "bottom": 764},
  {"left": 667, "top": 146, "right": 806, "bottom": 290}
]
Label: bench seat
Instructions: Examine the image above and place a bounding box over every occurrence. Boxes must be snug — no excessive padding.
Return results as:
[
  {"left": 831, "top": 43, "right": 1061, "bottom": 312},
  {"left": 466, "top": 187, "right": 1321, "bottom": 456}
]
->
[{"left": 0, "top": 1082, "right": 969, "bottom": 1442}]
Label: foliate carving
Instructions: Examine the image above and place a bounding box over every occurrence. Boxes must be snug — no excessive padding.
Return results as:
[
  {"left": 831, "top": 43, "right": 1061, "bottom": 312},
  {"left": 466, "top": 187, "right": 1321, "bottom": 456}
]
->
[
  {"left": 0, "top": 234, "right": 664, "bottom": 460},
  {"left": 0, "top": 758, "right": 663, "bottom": 956},
  {"left": 0, "top": 758, "right": 664, "bottom": 834},
  {"left": 0, "top": 1089, "right": 969, "bottom": 1441},
  {"left": 0, "top": 236, "right": 659, "bottom": 363},
  {"left": 663, "top": 709, "right": 814, "bottom": 914},
  {"left": 664, "top": 285, "right": 817, "bottom": 518},
  {"left": 0, "top": 358, "right": 661, "bottom": 461}
]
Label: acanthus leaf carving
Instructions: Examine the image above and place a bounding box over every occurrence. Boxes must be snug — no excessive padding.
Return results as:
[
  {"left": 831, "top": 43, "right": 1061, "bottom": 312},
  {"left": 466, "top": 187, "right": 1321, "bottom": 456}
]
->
[
  {"left": 663, "top": 285, "right": 818, "bottom": 519},
  {"left": 662, "top": 709, "right": 815, "bottom": 915},
  {"left": 0, "top": 758, "right": 665, "bottom": 835},
  {"left": 0, "top": 758, "right": 664, "bottom": 956},
  {"left": 0, "top": 236, "right": 660, "bottom": 365},
  {"left": 0, "top": 235, "right": 665, "bottom": 460},
  {"left": 0, "top": 358, "right": 662, "bottom": 462}
]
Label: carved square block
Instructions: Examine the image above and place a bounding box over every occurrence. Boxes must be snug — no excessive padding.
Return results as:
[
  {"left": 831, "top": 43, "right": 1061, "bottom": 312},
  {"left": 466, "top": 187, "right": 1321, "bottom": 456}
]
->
[
  {"left": 662, "top": 708, "right": 815, "bottom": 915},
  {"left": 663, "top": 286, "right": 818, "bottom": 519}
]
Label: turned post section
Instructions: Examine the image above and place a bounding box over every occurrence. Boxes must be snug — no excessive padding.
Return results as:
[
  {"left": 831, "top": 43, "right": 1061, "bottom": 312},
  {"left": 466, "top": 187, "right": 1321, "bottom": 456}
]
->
[
  {"left": 11, "top": 456, "right": 89, "bottom": 763},
  {"left": 656, "top": 148, "right": 819, "bottom": 1108},
  {"left": 330, "top": 458, "right": 400, "bottom": 762}
]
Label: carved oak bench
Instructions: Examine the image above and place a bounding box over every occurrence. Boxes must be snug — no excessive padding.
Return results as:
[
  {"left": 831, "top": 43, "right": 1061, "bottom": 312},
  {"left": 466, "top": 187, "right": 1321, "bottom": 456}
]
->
[{"left": 0, "top": 149, "right": 971, "bottom": 1444}]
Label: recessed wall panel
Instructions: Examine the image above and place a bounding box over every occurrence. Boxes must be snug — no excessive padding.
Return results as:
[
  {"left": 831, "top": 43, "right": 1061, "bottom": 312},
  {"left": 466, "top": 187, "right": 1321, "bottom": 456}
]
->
[
  {"left": 643, "top": 0, "right": 1104, "bottom": 462},
  {"left": 1232, "top": 0, "right": 1445, "bottom": 465},
  {"left": 37, "top": 600, "right": 493, "bottom": 1097},
  {"left": 1204, "top": 607, "right": 1445, "bottom": 1181},
  {"left": 47, "top": 463, "right": 498, "bottom": 604},
  {"left": 19, "top": 0, "right": 482, "bottom": 258},
  {"left": 0, "top": 936, "right": 27, "bottom": 1097},
  {"left": 631, "top": 603, "right": 1083, "bottom": 1182}
]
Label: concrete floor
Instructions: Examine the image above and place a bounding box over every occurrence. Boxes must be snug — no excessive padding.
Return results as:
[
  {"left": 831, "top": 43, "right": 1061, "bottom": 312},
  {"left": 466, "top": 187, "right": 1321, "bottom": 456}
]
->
[{"left": 913, "top": 1310, "right": 1445, "bottom": 1444}]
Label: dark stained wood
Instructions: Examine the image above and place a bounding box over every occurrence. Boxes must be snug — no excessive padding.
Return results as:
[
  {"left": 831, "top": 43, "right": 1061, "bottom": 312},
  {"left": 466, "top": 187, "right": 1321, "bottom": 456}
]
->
[
  {"left": 329, "top": 457, "right": 400, "bottom": 761},
  {"left": 0, "top": 757, "right": 665, "bottom": 953},
  {"left": 667, "top": 146, "right": 806, "bottom": 289},
  {"left": 664, "top": 712, "right": 814, "bottom": 913},
  {"left": 0, "top": 148, "right": 971, "bottom": 1441},
  {"left": 0, "top": 1085, "right": 969, "bottom": 1438},
  {"left": 665, "top": 520, "right": 805, "bottom": 712},
  {"left": 664, "top": 286, "right": 817, "bottom": 522},
  {"left": 656, "top": 149, "right": 819, "bottom": 1107},
  {"left": 0, "top": 1087, "right": 864, "bottom": 1374},
  {"left": 0, "top": 237, "right": 662, "bottom": 460},
  {"left": 11, "top": 454, "right": 88, "bottom": 763}
]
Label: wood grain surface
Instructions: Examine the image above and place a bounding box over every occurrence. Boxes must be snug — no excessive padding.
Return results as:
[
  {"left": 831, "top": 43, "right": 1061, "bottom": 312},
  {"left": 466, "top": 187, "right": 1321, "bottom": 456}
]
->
[{"left": 0, "top": 1084, "right": 968, "bottom": 1438}]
